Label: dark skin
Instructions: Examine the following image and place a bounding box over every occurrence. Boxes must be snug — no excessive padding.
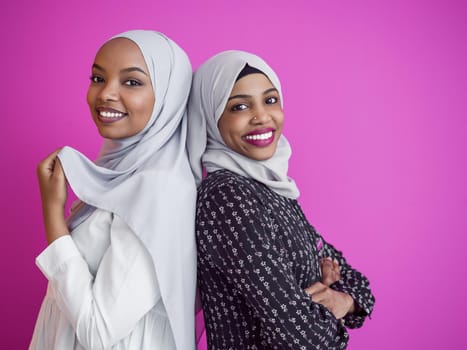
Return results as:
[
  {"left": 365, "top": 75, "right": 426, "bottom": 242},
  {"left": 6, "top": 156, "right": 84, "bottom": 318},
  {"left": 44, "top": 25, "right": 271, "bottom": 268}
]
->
[
  {"left": 219, "top": 74, "right": 357, "bottom": 321},
  {"left": 321, "top": 257, "right": 341, "bottom": 286},
  {"left": 36, "top": 149, "right": 69, "bottom": 244},
  {"left": 309, "top": 257, "right": 356, "bottom": 319},
  {"left": 36, "top": 38, "right": 155, "bottom": 246}
]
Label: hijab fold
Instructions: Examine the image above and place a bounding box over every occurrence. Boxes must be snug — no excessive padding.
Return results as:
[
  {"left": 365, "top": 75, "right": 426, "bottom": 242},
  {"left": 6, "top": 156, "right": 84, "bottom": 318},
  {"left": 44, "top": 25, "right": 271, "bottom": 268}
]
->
[
  {"left": 57, "top": 30, "right": 197, "bottom": 350},
  {"left": 187, "top": 50, "right": 299, "bottom": 199}
]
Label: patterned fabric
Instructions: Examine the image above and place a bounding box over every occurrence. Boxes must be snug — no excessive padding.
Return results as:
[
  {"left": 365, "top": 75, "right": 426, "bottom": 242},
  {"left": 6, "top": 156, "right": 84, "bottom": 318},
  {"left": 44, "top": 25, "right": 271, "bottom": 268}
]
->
[{"left": 196, "top": 170, "right": 375, "bottom": 349}]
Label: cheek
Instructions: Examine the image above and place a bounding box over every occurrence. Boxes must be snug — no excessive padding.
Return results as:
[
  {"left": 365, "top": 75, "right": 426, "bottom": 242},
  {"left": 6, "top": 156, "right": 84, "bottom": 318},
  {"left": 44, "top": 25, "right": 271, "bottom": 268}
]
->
[
  {"left": 218, "top": 115, "right": 243, "bottom": 143},
  {"left": 133, "top": 92, "right": 155, "bottom": 119},
  {"left": 275, "top": 110, "right": 285, "bottom": 130},
  {"left": 142, "top": 95, "right": 155, "bottom": 116},
  {"left": 218, "top": 123, "right": 229, "bottom": 145},
  {"left": 217, "top": 115, "right": 230, "bottom": 141},
  {"left": 86, "top": 88, "right": 95, "bottom": 108}
]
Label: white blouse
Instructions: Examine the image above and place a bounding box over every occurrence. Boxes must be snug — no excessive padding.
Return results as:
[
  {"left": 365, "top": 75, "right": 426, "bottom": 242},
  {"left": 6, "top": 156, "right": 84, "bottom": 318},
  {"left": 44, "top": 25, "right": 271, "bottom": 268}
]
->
[{"left": 29, "top": 209, "right": 176, "bottom": 350}]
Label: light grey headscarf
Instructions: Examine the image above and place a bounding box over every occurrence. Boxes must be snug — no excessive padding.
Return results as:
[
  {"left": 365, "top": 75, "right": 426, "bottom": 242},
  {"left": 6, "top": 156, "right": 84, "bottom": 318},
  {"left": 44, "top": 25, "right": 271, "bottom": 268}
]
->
[
  {"left": 57, "top": 30, "right": 197, "bottom": 350},
  {"left": 187, "top": 50, "right": 299, "bottom": 198}
]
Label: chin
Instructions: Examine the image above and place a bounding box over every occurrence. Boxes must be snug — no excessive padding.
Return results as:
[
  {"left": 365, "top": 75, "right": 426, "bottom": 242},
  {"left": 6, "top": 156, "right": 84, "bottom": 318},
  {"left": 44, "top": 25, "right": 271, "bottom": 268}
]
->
[
  {"left": 96, "top": 129, "right": 120, "bottom": 140},
  {"left": 247, "top": 152, "right": 275, "bottom": 161}
]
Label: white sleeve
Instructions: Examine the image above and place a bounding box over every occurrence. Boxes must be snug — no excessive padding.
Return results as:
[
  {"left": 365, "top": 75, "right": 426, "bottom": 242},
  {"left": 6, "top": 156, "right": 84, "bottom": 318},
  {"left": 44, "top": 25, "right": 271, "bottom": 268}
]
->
[{"left": 36, "top": 214, "right": 160, "bottom": 350}]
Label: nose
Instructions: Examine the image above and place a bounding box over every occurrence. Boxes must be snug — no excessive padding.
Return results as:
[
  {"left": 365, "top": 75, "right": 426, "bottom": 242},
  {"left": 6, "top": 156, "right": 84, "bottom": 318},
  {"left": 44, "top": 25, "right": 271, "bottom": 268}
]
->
[
  {"left": 251, "top": 104, "right": 272, "bottom": 124},
  {"left": 97, "top": 81, "right": 119, "bottom": 102}
]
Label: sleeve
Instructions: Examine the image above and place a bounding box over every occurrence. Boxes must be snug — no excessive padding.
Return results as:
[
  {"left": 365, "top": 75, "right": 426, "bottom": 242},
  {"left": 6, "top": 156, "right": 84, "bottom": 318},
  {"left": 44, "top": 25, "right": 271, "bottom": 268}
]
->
[
  {"left": 35, "top": 213, "right": 160, "bottom": 349},
  {"left": 314, "top": 230, "right": 375, "bottom": 329},
  {"left": 198, "top": 182, "right": 349, "bottom": 349}
]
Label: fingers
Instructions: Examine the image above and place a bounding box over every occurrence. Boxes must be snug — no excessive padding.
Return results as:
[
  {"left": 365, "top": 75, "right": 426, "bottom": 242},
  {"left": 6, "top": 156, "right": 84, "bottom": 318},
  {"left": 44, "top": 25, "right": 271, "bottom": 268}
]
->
[
  {"left": 332, "top": 258, "right": 340, "bottom": 272},
  {"left": 321, "top": 256, "right": 341, "bottom": 286},
  {"left": 321, "top": 258, "right": 334, "bottom": 272},
  {"left": 309, "top": 286, "right": 330, "bottom": 303},
  {"left": 305, "top": 278, "right": 353, "bottom": 319},
  {"left": 321, "top": 257, "right": 340, "bottom": 270},
  {"left": 305, "top": 282, "right": 340, "bottom": 317},
  {"left": 52, "top": 156, "right": 66, "bottom": 181},
  {"left": 305, "top": 281, "right": 326, "bottom": 296},
  {"left": 41, "top": 148, "right": 62, "bottom": 165},
  {"left": 308, "top": 286, "right": 339, "bottom": 315},
  {"left": 36, "top": 148, "right": 68, "bottom": 209},
  {"left": 37, "top": 148, "right": 63, "bottom": 176}
]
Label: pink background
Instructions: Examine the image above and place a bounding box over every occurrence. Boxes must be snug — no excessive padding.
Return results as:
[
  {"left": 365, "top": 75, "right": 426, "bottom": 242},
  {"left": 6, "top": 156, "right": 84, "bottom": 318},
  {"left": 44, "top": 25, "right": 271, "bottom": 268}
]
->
[{"left": 2, "top": 0, "right": 466, "bottom": 348}]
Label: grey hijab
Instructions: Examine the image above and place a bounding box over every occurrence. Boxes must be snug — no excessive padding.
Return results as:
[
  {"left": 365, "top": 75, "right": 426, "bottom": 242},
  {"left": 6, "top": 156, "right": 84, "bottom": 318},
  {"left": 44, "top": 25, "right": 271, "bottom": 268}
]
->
[
  {"left": 187, "top": 50, "right": 299, "bottom": 198},
  {"left": 57, "top": 30, "right": 197, "bottom": 350}
]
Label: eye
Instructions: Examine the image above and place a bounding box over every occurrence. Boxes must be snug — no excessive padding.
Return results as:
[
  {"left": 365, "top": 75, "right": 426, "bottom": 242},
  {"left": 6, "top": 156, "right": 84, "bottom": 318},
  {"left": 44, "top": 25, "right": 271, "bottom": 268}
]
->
[
  {"left": 265, "top": 96, "right": 278, "bottom": 104},
  {"left": 231, "top": 103, "right": 248, "bottom": 112},
  {"left": 90, "top": 75, "right": 104, "bottom": 83},
  {"left": 124, "top": 79, "right": 142, "bottom": 86}
]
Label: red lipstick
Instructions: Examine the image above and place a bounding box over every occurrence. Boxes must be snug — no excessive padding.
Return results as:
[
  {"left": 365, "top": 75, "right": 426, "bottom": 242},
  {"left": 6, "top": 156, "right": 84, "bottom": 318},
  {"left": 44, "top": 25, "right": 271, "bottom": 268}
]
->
[{"left": 242, "top": 128, "right": 275, "bottom": 147}]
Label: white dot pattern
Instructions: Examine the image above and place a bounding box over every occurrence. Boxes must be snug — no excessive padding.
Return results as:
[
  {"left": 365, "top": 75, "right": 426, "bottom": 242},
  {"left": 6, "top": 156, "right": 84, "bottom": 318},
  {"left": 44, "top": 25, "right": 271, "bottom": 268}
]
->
[{"left": 196, "top": 170, "right": 375, "bottom": 349}]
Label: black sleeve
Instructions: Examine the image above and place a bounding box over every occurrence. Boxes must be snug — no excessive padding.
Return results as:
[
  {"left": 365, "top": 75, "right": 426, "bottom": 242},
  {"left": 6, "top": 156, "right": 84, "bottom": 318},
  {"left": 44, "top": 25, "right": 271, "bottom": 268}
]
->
[
  {"left": 313, "top": 230, "right": 375, "bottom": 329},
  {"left": 197, "top": 181, "right": 349, "bottom": 349}
]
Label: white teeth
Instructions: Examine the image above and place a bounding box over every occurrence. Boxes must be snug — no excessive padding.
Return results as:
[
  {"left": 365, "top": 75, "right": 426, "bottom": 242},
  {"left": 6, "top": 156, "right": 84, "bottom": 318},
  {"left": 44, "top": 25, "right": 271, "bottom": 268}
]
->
[
  {"left": 244, "top": 131, "right": 273, "bottom": 141},
  {"left": 99, "top": 111, "right": 125, "bottom": 118}
]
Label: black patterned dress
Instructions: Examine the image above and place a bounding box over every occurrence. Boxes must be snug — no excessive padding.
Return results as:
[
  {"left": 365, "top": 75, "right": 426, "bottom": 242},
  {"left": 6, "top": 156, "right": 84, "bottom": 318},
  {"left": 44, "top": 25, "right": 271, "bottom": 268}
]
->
[{"left": 196, "top": 170, "right": 375, "bottom": 350}]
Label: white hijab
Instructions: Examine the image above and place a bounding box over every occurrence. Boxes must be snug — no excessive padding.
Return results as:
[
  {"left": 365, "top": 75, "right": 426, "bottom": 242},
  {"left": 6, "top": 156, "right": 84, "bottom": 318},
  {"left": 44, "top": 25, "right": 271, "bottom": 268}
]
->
[
  {"left": 187, "top": 50, "right": 299, "bottom": 198},
  {"left": 57, "top": 30, "right": 197, "bottom": 350}
]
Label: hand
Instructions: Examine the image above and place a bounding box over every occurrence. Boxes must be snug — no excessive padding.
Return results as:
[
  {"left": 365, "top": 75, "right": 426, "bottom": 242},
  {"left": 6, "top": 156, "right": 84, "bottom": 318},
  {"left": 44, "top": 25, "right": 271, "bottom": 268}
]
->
[
  {"left": 37, "top": 149, "right": 68, "bottom": 207},
  {"left": 321, "top": 257, "right": 340, "bottom": 286},
  {"left": 37, "top": 149, "right": 69, "bottom": 243},
  {"left": 305, "top": 282, "right": 355, "bottom": 320}
]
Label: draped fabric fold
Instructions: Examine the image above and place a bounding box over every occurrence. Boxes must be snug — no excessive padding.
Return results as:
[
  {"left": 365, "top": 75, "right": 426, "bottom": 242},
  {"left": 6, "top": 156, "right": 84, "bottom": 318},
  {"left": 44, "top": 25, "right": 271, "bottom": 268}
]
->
[
  {"left": 57, "top": 30, "right": 197, "bottom": 350},
  {"left": 187, "top": 50, "right": 299, "bottom": 199}
]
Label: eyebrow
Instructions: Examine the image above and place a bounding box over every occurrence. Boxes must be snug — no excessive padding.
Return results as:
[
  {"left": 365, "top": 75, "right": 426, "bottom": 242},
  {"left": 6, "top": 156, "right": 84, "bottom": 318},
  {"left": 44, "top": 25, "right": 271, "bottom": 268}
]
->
[
  {"left": 228, "top": 87, "right": 278, "bottom": 101},
  {"left": 92, "top": 64, "right": 148, "bottom": 76}
]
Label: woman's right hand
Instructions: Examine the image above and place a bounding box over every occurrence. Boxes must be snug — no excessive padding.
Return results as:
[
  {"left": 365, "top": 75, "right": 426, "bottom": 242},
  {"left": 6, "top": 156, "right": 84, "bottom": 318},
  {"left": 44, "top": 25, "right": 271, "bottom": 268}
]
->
[
  {"left": 304, "top": 257, "right": 355, "bottom": 319},
  {"left": 305, "top": 282, "right": 355, "bottom": 320},
  {"left": 37, "top": 149, "right": 69, "bottom": 243},
  {"left": 321, "top": 257, "right": 340, "bottom": 286}
]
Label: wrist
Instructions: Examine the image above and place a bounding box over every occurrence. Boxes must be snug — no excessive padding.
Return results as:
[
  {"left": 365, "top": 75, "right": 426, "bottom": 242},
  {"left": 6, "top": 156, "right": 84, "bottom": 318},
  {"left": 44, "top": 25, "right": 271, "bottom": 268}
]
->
[
  {"left": 45, "top": 223, "right": 69, "bottom": 244},
  {"left": 346, "top": 293, "right": 356, "bottom": 314},
  {"left": 42, "top": 206, "right": 69, "bottom": 244}
]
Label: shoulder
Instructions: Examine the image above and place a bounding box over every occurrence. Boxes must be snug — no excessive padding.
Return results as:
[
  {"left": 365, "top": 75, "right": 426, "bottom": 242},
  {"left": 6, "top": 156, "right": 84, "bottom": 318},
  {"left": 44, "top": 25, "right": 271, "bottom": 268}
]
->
[
  {"left": 196, "top": 172, "right": 277, "bottom": 249},
  {"left": 198, "top": 170, "right": 258, "bottom": 202},
  {"left": 135, "top": 166, "right": 197, "bottom": 200}
]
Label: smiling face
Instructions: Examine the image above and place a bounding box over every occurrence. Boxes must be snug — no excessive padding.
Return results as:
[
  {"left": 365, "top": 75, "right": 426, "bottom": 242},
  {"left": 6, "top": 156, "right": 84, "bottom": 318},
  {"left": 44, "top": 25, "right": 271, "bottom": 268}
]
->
[
  {"left": 218, "top": 73, "right": 284, "bottom": 161},
  {"left": 87, "top": 38, "right": 155, "bottom": 140}
]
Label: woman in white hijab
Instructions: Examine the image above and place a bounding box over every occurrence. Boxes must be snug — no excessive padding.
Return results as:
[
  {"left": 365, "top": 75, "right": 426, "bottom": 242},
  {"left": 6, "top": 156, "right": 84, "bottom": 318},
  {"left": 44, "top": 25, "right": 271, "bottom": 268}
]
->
[
  {"left": 30, "top": 30, "right": 197, "bottom": 350},
  {"left": 187, "top": 51, "right": 375, "bottom": 349}
]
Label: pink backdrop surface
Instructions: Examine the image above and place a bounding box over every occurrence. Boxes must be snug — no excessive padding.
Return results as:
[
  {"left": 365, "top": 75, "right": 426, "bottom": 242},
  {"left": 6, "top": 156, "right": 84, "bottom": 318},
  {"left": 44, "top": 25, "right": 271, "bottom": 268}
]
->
[{"left": 1, "top": 0, "right": 466, "bottom": 349}]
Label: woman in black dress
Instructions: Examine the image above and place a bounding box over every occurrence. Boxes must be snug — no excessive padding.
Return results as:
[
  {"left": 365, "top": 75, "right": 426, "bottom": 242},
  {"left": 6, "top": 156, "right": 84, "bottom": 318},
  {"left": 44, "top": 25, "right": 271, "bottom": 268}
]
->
[{"left": 187, "top": 51, "right": 375, "bottom": 349}]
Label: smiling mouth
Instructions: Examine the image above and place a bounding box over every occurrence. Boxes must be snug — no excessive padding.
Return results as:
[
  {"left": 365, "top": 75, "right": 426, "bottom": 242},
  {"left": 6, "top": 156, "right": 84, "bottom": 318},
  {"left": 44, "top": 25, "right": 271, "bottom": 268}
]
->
[
  {"left": 243, "top": 131, "right": 273, "bottom": 141},
  {"left": 99, "top": 111, "right": 126, "bottom": 118},
  {"left": 242, "top": 130, "right": 275, "bottom": 146},
  {"left": 96, "top": 109, "right": 128, "bottom": 123}
]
